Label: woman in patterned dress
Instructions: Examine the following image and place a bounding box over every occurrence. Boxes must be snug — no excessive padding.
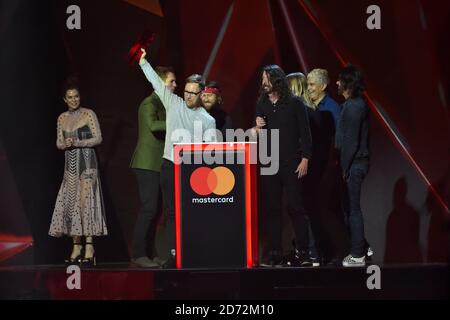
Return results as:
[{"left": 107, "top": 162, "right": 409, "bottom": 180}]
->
[{"left": 49, "top": 78, "right": 107, "bottom": 265}]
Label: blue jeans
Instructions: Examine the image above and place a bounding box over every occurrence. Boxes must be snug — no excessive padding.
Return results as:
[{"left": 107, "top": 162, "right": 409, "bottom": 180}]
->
[{"left": 343, "top": 161, "right": 369, "bottom": 257}]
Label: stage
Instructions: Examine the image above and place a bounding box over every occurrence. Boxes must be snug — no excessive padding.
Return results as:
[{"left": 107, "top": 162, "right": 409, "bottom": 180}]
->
[{"left": 0, "top": 262, "right": 447, "bottom": 300}]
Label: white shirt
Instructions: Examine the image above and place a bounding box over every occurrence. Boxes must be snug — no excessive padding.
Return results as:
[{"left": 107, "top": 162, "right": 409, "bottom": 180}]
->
[{"left": 140, "top": 60, "right": 216, "bottom": 162}]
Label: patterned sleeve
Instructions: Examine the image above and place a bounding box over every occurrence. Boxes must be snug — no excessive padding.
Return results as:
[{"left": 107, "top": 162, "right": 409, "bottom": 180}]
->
[
  {"left": 56, "top": 114, "right": 66, "bottom": 150},
  {"left": 73, "top": 109, "right": 103, "bottom": 148}
]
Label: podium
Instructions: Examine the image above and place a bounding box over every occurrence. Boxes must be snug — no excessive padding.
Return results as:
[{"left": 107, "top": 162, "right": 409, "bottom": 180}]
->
[{"left": 173, "top": 142, "right": 258, "bottom": 269}]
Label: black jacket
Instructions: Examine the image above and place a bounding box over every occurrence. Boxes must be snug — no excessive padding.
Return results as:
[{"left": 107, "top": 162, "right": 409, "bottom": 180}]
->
[
  {"left": 256, "top": 95, "right": 312, "bottom": 163},
  {"left": 209, "top": 107, "right": 233, "bottom": 139},
  {"left": 335, "top": 96, "right": 370, "bottom": 175},
  {"left": 307, "top": 106, "right": 336, "bottom": 171}
]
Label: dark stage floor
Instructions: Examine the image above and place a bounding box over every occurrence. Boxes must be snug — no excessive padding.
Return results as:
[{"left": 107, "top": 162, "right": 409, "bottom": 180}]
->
[{"left": 0, "top": 262, "right": 448, "bottom": 300}]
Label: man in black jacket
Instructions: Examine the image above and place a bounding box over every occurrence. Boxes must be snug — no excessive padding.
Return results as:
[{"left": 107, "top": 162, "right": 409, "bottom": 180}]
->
[
  {"left": 254, "top": 65, "right": 313, "bottom": 267},
  {"left": 335, "top": 65, "right": 370, "bottom": 267}
]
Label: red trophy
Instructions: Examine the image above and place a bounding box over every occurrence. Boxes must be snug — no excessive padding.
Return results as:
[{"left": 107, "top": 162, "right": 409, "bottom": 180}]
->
[{"left": 127, "top": 30, "right": 156, "bottom": 65}]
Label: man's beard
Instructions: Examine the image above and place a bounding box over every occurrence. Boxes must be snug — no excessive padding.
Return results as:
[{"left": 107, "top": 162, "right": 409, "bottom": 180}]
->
[{"left": 203, "top": 102, "right": 216, "bottom": 111}]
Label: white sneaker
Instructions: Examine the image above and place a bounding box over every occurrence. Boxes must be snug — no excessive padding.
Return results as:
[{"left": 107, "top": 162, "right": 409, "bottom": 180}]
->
[
  {"left": 310, "top": 256, "right": 321, "bottom": 267},
  {"left": 342, "top": 254, "right": 365, "bottom": 267}
]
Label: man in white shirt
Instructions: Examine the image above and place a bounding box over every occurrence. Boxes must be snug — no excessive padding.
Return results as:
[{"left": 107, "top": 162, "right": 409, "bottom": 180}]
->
[{"left": 139, "top": 49, "right": 216, "bottom": 268}]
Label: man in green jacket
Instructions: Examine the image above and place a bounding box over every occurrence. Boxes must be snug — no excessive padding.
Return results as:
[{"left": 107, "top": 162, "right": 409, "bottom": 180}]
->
[{"left": 130, "top": 66, "right": 177, "bottom": 267}]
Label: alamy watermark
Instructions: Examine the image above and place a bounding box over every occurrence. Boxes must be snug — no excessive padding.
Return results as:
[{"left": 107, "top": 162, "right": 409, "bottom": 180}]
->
[
  {"left": 66, "top": 265, "right": 81, "bottom": 290},
  {"left": 366, "top": 265, "right": 381, "bottom": 290},
  {"left": 66, "top": 5, "right": 81, "bottom": 30},
  {"left": 367, "top": 5, "right": 381, "bottom": 30},
  {"left": 172, "top": 122, "right": 280, "bottom": 175}
]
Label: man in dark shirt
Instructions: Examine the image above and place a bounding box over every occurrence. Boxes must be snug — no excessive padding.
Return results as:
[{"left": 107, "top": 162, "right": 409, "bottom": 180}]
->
[
  {"left": 335, "top": 65, "right": 370, "bottom": 267},
  {"left": 305, "top": 68, "right": 344, "bottom": 266},
  {"left": 201, "top": 81, "right": 233, "bottom": 140},
  {"left": 254, "top": 65, "right": 313, "bottom": 267}
]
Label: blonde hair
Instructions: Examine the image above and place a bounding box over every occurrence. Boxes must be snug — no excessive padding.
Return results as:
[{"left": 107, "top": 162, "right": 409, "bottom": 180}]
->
[{"left": 286, "top": 72, "right": 315, "bottom": 109}]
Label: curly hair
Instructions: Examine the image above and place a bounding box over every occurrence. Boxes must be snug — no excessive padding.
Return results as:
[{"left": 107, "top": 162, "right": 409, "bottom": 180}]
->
[
  {"left": 258, "top": 65, "right": 292, "bottom": 104},
  {"left": 338, "top": 65, "right": 365, "bottom": 98}
]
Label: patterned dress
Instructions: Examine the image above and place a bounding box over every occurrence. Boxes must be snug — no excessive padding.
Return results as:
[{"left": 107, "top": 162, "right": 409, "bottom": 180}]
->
[{"left": 49, "top": 107, "right": 108, "bottom": 237}]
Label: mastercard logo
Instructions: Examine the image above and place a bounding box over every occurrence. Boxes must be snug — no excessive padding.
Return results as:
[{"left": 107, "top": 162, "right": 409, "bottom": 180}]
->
[{"left": 190, "top": 166, "right": 235, "bottom": 196}]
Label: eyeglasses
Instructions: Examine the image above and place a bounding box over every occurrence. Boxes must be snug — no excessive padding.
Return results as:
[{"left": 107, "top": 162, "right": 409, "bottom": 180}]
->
[{"left": 184, "top": 90, "right": 201, "bottom": 96}]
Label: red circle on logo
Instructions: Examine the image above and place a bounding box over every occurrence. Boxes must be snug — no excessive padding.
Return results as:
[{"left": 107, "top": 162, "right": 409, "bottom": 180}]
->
[{"left": 190, "top": 167, "right": 216, "bottom": 196}]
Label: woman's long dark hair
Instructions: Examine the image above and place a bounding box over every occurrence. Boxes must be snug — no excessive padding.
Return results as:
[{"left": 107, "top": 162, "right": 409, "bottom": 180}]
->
[{"left": 258, "top": 65, "right": 292, "bottom": 104}]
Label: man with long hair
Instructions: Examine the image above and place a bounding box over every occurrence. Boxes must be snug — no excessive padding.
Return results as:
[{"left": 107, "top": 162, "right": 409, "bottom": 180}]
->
[
  {"left": 254, "top": 65, "right": 313, "bottom": 267},
  {"left": 335, "top": 65, "right": 370, "bottom": 267}
]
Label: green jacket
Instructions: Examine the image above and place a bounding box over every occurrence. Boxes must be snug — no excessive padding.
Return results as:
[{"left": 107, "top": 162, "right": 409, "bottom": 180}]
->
[{"left": 130, "top": 92, "right": 166, "bottom": 172}]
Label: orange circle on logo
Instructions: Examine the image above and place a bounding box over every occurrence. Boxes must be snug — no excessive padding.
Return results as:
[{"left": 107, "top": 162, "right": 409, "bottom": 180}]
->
[
  {"left": 190, "top": 166, "right": 235, "bottom": 196},
  {"left": 211, "top": 167, "right": 235, "bottom": 195},
  {"left": 206, "top": 170, "right": 218, "bottom": 192}
]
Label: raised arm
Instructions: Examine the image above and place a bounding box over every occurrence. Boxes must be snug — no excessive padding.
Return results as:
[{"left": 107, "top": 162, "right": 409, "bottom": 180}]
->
[{"left": 139, "top": 49, "right": 183, "bottom": 111}]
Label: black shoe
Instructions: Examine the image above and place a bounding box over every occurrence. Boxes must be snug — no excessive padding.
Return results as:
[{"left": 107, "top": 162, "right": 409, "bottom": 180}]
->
[
  {"left": 326, "top": 257, "right": 341, "bottom": 267},
  {"left": 162, "top": 255, "right": 176, "bottom": 269},
  {"left": 285, "top": 249, "right": 312, "bottom": 267},
  {"left": 65, "top": 243, "right": 83, "bottom": 265},
  {"left": 260, "top": 251, "right": 283, "bottom": 267},
  {"left": 81, "top": 242, "right": 96, "bottom": 267},
  {"left": 310, "top": 255, "right": 322, "bottom": 267},
  {"left": 280, "top": 250, "right": 297, "bottom": 266},
  {"left": 81, "top": 255, "right": 96, "bottom": 267}
]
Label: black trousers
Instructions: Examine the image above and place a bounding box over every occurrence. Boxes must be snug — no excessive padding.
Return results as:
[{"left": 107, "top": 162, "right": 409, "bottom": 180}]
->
[
  {"left": 160, "top": 159, "right": 176, "bottom": 255},
  {"left": 132, "top": 168, "right": 162, "bottom": 259},
  {"left": 261, "top": 159, "right": 309, "bottom": 253},
  {"left": 302, "top": 157, "right": 327, "bottom": 255}
]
